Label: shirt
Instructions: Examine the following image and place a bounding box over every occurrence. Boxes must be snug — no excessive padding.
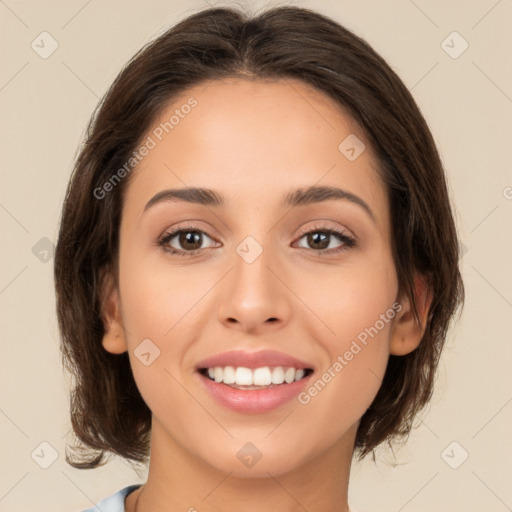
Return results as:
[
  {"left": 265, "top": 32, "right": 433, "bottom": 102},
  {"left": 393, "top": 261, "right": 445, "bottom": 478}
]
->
[
  {"left": 80, "top": 485, "right": 142, "bottom": 512},
  {"left": 80, "top": 484, "right": 357, "bottom": 511}
]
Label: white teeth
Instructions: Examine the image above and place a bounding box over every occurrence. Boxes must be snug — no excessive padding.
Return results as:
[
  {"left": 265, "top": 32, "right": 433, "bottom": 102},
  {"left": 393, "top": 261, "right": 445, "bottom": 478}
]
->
[
  {"left": 235, "top": 367, "right": 253, "bottom": 385},
  {"left": 284, "top": 367, "right": 295, "bottom": 383},
  {"left": 253, "top": 367, "right": 272, "bottom": 386},
  {"left": 203, "top": 366, "right": 309, "bottom": 386},
  {"left": 223, "top": 366, "right": 236, "bottom": 384},
  {"left": 271, "top": 366, "right": 285, "bottom": 384},
  {"left": 294, "top": 369, "right": 305, "bottom": 381}
]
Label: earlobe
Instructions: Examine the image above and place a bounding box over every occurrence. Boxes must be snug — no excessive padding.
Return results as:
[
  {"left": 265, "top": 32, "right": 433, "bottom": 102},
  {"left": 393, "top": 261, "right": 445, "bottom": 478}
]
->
[
  {"left": 389, "top": 274, "right": 432, "bottom": 356},
  {"left": 99, "top": 269, "right": 128, "bottom": 354}
]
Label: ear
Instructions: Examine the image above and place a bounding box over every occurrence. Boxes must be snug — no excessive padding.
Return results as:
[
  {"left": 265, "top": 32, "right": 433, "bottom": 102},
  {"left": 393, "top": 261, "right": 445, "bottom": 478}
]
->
[
  {"left": 390, "top": 274, "right": 432, "bottom": 356},
  {"left": 99, "top": 268, "right": 128, "bottom": 354}
]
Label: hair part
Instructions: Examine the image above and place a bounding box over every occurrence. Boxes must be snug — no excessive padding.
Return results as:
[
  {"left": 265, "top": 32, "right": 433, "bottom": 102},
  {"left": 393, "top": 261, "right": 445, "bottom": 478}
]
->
[{"left": 54, "top": 4, "right": 464, "bottom": 469}]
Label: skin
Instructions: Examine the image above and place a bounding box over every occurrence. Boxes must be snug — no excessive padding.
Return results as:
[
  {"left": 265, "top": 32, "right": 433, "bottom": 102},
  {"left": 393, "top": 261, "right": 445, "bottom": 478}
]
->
[{"left": 101, "top": 78, "right": 430, "bottom": 512}]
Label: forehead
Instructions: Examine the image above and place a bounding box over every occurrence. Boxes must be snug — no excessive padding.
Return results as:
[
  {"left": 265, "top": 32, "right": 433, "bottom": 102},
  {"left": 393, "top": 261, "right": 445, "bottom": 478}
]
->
[{"left": 123, "top": 78, "right": 387, "bottom": 228}]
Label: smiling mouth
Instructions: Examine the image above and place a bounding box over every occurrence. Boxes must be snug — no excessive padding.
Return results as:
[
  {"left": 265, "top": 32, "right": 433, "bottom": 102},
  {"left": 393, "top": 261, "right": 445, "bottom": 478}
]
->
[{"left": 198, "top": 366, "right": 314, "bottom": 389}]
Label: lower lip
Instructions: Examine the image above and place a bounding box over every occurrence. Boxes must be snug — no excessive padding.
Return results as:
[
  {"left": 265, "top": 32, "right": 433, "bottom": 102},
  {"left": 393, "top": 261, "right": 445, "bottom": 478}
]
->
[{"left": 197, "top": 372, "right": 313, "bottom": 414}]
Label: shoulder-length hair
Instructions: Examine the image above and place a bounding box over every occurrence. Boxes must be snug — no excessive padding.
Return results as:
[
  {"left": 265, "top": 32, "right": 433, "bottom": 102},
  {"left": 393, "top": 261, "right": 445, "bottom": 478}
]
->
[{"left": 54, "top": 5, "right": 464, "bottom": 469}]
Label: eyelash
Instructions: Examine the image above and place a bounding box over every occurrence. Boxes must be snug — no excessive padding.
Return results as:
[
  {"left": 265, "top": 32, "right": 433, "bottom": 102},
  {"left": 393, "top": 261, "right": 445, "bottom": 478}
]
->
[{"left": 157, "top": 222, "right": 356, "bottom": 257}]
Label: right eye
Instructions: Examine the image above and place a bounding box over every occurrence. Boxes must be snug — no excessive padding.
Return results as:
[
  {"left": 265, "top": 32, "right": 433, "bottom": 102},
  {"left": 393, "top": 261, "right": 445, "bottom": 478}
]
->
[{"left": 157, "top": 224, "right": 219, "bottom": 256}]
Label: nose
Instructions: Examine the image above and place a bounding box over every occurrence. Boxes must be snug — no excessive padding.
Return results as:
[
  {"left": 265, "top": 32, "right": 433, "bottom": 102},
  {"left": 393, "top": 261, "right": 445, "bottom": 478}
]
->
[{"left": 217, "top": 240, "right": 292, "bottom": 334}]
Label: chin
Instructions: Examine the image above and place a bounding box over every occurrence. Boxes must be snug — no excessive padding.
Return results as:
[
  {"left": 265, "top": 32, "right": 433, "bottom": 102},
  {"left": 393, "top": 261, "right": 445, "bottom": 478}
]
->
[{"left": 200, "top": 440, "right": 312, "bottom": 479}]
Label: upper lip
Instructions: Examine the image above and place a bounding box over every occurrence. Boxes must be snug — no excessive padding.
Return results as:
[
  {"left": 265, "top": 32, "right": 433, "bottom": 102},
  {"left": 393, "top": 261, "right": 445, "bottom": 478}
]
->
[{"left": 196, "top": 350, "right": 314, "bottom": 371}]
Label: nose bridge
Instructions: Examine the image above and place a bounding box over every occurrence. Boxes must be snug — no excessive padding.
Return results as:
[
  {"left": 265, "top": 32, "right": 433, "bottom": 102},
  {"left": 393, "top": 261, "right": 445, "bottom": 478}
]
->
[{"left": 217, "top": 232, "right": 290, "bottom": 331}]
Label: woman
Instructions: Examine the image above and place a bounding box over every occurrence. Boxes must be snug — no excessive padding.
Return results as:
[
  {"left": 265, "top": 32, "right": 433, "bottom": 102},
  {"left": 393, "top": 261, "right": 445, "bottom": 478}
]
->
[{"left": 54, "top": 5, "right": 464, "bottom": 511}]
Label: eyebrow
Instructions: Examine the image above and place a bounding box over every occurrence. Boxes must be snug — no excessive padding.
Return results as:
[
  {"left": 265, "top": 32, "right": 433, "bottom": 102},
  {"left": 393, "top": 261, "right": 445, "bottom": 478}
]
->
[{"left": 143, "top": 185, "right": 376, "bottom": 223}]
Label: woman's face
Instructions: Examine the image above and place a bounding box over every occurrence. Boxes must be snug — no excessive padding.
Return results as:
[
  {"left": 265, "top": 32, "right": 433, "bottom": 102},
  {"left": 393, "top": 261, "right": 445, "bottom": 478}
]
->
[{"left": 104, "top": 77, "right": 406, "bottom": 477}]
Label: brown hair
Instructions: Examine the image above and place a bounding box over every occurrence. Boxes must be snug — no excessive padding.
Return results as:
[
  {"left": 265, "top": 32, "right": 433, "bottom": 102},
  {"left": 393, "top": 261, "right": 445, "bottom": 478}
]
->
[{"left": 54, "top": 4, "right": 464, "bottom": 469}]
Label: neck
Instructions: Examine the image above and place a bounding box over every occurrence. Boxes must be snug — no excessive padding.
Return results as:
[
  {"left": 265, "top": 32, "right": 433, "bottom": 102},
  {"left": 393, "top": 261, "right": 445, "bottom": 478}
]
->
[{"left": 127, "top": 418, "right": 355, "bottom": 512}]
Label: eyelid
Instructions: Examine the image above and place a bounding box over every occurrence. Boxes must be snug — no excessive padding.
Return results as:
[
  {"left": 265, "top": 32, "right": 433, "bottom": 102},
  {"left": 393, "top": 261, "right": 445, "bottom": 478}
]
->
[{"left": 294, "top": 221, "right": 355, "bottom": 241}]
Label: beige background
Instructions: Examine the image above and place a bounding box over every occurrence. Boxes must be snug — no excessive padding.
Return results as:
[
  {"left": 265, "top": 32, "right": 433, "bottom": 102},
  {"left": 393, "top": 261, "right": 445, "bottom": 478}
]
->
[{"left": 1, "top": 0, "right": 511, "bottom": 511}]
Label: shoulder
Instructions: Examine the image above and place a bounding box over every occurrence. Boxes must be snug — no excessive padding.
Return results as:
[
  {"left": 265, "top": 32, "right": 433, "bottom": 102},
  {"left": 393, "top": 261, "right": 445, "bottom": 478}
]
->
[{"left": 79, "top": 484, "right": 142, "bottom": 512}]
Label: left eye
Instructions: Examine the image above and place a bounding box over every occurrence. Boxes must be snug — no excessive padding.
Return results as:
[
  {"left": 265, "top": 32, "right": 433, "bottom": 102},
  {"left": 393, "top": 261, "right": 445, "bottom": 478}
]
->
[
  {"left": 158, "top": 228, "right": 216, "bottom": 254},
  {"left": 294, "top": 229, "right": 354, "bottom": 252}
]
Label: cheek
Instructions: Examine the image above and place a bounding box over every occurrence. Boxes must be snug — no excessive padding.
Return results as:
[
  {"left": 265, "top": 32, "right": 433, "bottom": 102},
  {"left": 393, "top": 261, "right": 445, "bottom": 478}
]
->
[
  {"left": 296, "top": 302, "right": 396, "bottom": 453},
  {"left": 118, "top": 274, "right": 199, "bottom": 428},
  {"left": 118, "top": 239, "right": 204, "bottom": 339},
  {"left": 115, "top": 240, "right": 193, "bottom": 403},
  {"left": 298, "top": 248, "right": 398, "bottom": 349},
  {"left": 294, "top": 251, "right": 397, "bottom": 415}
]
